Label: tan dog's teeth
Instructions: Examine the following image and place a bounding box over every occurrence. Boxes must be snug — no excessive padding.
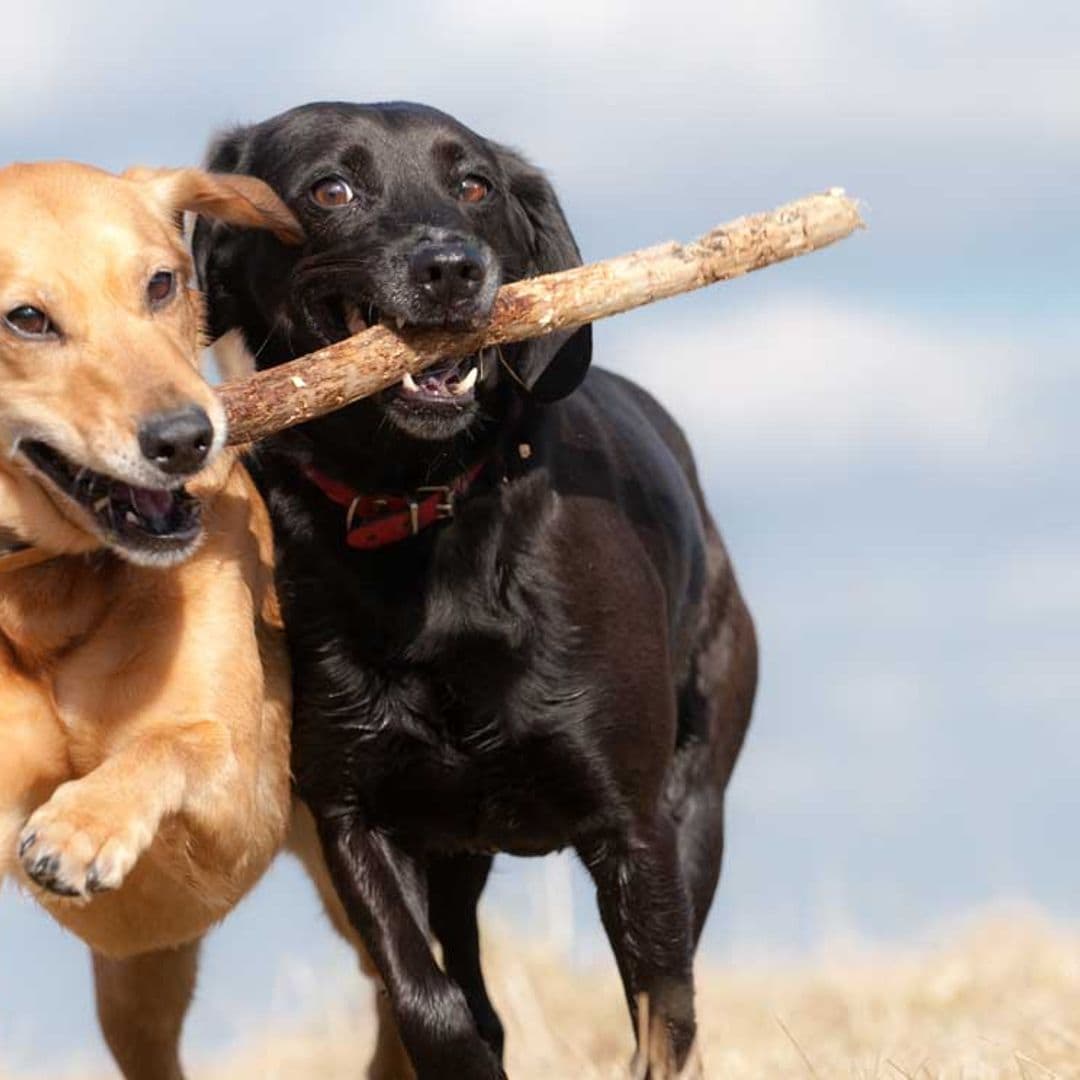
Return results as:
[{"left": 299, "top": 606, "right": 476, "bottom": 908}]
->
[
  {"left": 93, "top": 496, "right": 110, "bottom": 512},
  {"left": 402, "top": 372, "right": 419, "bottom": 392},
  {"left": 451, "top": 367, "right": 478, "bottom": 395}
]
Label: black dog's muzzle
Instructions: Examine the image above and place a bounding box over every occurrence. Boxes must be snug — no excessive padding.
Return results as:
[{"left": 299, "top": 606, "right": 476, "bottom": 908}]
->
[{"left": 391, "top": 226, "right": 501, "bottom": 330}]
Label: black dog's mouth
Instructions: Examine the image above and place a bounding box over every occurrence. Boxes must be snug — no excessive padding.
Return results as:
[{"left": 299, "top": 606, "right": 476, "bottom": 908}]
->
[
  {"left": 397, "top": 356, "right": 480, "bottom": 405},
  {"left": 21, "top": 440, "right": 202, "bottom": 556},
  {"left": 335, "top": 299, "right": 482, "bottom": 408}
]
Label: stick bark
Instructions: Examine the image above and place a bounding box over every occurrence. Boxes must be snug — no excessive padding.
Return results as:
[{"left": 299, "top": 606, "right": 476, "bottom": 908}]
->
[{"left": 220, "top": 188, "right": 863, "bottom": 445}]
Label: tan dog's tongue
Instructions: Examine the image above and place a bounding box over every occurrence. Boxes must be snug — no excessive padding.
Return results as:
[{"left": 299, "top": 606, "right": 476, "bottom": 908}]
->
[{"left": 131, "top": 486, "right": 173, "bottom": 520}]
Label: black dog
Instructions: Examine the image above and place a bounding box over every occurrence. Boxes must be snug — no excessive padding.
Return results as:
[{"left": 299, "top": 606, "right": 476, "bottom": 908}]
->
[{"left": 195, "top": 102, "right": 757, "bottom": 1079}]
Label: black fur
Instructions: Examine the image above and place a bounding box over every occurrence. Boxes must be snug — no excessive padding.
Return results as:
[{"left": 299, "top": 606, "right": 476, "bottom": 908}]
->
[{"left": 195, "top": 101, "right": 758, "bottom": 1079}]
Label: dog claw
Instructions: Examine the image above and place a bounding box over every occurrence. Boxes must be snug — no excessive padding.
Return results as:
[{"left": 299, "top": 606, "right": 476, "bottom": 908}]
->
[
  {"left": 25, "top": 851, "right": 82, "bottom": 897},
  {"left": 45, "top": 878, "right": 83, "bottom": 899},
  {"left": 85, "top": 864, "right": 104, "bottom": 893},
  {"left": 31, "top": 853, "right": 58, "bottom": 880}
]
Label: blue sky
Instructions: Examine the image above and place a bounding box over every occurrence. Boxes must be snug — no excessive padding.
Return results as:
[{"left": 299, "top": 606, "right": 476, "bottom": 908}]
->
[{"left": 1, "top": 1, "right": 1077, "bottom": 1073}]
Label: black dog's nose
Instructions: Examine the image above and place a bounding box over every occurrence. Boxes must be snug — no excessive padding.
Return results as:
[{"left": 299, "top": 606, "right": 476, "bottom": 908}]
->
[
  {"left": 409, "top": 241, "right": 486, "bottom": 307},
  {"left": 138, "top": 406, "right": 214, "bottom": 475}
]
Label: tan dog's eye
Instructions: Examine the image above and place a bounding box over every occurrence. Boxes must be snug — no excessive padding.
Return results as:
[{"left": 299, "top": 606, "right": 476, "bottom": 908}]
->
[
  {"left": 456, "top": 176, "right": 491, "bottom": 204},
  {"left": 4, "top": 305, "right": 57, "bottom": 339},
  {"left": 147, "top": 270, "right": 176, "bottom": 309},
  {"left": 311, "top": 177, "right": 354, "bottom": 209}
]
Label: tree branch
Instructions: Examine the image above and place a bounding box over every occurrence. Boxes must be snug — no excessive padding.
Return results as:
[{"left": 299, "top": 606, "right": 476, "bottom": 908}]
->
[{"left": 220, "top": 188, "right": 864, "bottom": 445}]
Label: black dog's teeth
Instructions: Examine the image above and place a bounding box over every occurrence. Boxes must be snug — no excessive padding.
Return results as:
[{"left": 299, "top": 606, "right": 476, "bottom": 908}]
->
[
  {"left": 397, "top": 354, "right": 480, "bottom": 402},
  {"left": 364, "top": 302, "right": 380, "bottom": 326}
]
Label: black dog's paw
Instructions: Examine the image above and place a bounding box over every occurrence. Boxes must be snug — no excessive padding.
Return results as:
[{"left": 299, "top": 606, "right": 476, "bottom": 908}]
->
[
  {"left": 426, "top": 1045, "right": 504, "bottom": 1080},
  {"left": 403, "top": 995, "right": 505, "bottom": 1080}
]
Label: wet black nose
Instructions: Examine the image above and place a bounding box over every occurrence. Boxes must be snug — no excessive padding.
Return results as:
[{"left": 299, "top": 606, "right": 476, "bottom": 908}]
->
[
  {"left": 408, "top": 241, "right": 486, "bottom": 307},
  {"left": 138, "top": 406, "right": 214, "bottom": 475}
]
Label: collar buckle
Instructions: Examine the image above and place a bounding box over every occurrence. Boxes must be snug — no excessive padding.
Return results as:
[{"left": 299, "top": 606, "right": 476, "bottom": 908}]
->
[{"left": 416, "top": 485, "right": 456, "bottom": 521}]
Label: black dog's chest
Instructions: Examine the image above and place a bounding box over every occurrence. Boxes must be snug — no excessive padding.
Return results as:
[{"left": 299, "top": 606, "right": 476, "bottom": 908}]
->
[
  {"left": 285, "top": 501, "right": 607, "bottom": 856},
  {"left": 375, "top": 697, "right": 590, "bottom": 854},
  {"left": 300, "top": 654, "right": 599, "bottom": 855}
]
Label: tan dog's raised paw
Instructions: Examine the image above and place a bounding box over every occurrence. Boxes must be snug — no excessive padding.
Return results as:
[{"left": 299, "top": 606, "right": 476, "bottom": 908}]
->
[{"left": 18, "top": 783, "right": 154, "bottom": 900}]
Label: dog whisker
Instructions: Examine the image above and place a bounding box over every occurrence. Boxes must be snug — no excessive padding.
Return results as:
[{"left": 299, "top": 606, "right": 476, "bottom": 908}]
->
[{"left": 250, "top": 324, "right": 278, "bottom": 364}]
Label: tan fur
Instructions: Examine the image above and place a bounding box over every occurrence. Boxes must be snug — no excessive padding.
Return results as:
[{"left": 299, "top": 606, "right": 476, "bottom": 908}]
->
[{"left": 0, "top": 162, "right": 296, "bottom": 1076}]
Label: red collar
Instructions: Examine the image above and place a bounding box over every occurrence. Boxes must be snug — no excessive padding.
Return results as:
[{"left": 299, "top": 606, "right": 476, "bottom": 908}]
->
[{"left": 301, "top": 459, "right": 489, "bottom": 550}]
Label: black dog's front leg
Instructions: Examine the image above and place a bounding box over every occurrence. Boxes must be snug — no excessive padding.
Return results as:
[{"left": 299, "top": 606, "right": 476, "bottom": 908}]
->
[
  {"left": 428, "top": 853, "right": 505, "bottom": 1060},
  {"left": 316, "top": 814, "right": 505, "bottom": 1080},
  {"left": 580, "top": 815, "right": 697, "bottom": 1074}
]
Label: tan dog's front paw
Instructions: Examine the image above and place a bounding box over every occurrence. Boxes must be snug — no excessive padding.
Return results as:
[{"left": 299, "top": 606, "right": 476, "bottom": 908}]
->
[{"left": 17, "top": 784, "right": 154, "bottom": 900}]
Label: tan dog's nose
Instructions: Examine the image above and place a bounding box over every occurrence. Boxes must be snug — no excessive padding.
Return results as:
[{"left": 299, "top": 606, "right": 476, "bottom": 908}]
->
[{"left": 138, "top": 406, "right": 214, "bottom": 475}]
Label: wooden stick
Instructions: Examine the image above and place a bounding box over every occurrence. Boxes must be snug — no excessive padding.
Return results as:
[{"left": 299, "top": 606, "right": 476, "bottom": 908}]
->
[{"left": 220, "top": 188, "right": 863, "bottom": 445}]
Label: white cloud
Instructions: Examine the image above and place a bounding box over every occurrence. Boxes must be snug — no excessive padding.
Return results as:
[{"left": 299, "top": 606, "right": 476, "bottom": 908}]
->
[
  {"left": 354, "top": 1, "right": 1077, "bottom": 140},
  {"left": 602, "top": 295, "right": 1070, "bottom": 475},
  {"left": 0, "top": 5, "right": 72, "bottom": 123},
  {"left": 3, "top": 0, "right": 1075, "bottom": 256},
  {"left": 986, "top": 546, "right": 1080, "bottom": 621},
  {"left": 824, "top": 666, "right": 936, "bottom": 739},
  {"left": 4, "top": 0, "right": 1075, "bottom": 171}
]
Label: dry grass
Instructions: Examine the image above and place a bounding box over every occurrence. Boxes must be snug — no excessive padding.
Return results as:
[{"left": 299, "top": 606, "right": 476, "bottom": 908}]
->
[{"left": 12, "top": 911, "right": 1080, "bottom": 1079}]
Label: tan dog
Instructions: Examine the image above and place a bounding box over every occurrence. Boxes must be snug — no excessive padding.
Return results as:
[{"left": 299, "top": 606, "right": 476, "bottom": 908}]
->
[{"left": 0, "top": 161, "right": 300, "bottom": 1080}]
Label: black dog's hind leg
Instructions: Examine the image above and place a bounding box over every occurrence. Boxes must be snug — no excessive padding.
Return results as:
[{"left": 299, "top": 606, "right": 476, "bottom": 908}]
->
[
  {"left": 428, "top": 853, "right": 505, "bottom": 1061},
  {"left": 669, "top": 528, "right": 758, "bottom": 945},
  {"left": 667, "top": 739, "right": 727, "bottom": 947},
  {"left": 580, "top": 816, "right": 697, "bottom": 1074},
  {"left": 317, "top": 814, "right": 505, "bottom": 1080}
]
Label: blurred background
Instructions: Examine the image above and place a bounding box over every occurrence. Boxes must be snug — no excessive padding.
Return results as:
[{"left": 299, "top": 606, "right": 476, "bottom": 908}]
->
[{"left": 1, "top": 1, "right": 1076, "bottom": 1074}]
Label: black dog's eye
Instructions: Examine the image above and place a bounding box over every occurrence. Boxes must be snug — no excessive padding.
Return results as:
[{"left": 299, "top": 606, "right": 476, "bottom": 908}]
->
[
  {"left": 456, "top": 175, "right": 491, "bottom": 204},
  {"left": 4, "top": 305, "right": 57, "bottom": 339},
  {"left": 311, "top": 176, "right": 355, "bottom": 209},
  {"left": 147, "top": 270, "right": 176, "bottom": 309}
]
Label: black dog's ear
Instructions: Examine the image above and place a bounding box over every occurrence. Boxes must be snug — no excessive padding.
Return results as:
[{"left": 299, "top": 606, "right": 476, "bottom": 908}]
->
[
  {"left": 499, "top": 146, "right": 592, "bottom": 404},
  {"left": 191, "top": 126, "right": 257, "bottom": 343}
]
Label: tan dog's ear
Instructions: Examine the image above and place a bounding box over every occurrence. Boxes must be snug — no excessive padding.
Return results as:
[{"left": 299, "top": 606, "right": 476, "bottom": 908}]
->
[{"left": 124, "top": 167, "right": 304, "bottom": 245}]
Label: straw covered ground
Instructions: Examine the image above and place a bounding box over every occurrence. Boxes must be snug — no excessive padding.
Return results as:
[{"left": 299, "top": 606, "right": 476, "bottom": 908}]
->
[{"left": 10, "top": 911, "right": 1080, "bottom": 1079}]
